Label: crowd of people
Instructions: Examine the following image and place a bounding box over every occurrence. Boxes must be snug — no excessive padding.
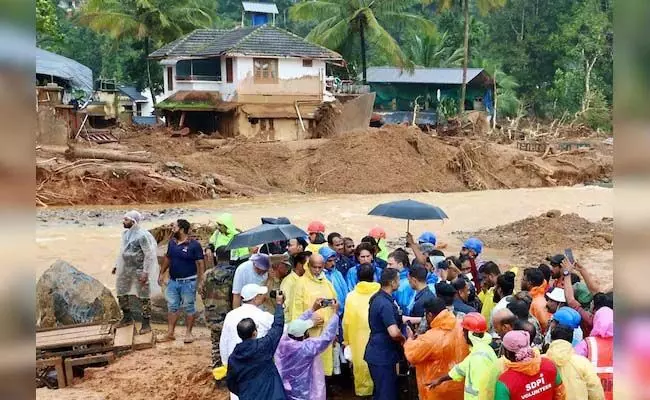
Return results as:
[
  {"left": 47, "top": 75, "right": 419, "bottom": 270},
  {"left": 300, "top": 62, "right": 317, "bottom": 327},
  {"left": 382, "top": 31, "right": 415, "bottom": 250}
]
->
[{"left": 115, "top": 211, "right": 614, "bottom": 400}]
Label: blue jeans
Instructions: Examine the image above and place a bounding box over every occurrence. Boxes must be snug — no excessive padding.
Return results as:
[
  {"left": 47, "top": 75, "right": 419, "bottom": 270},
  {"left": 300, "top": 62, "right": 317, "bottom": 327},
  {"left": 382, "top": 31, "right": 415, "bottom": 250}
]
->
[{"left": 166, "top": 278, "right": 197, "bottom": 314}]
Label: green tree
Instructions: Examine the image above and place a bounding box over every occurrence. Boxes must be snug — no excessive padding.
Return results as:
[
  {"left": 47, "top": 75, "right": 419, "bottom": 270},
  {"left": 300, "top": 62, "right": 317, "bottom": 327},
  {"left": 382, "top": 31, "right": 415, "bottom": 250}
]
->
[
  {"left": 289, "top": 0, "right": 436, "bottom": 83},
  {"left": 36, "top": 0, "right": 64, "bottom": 50},
  {"left": 406, "top": 31, "right": 464, "bottom": 67},
  {"left": 436, "top": 0, "right": 505, "bottom": 113},
  {"left": 79, "top": 0, "right": 214, "bottom": 104}
]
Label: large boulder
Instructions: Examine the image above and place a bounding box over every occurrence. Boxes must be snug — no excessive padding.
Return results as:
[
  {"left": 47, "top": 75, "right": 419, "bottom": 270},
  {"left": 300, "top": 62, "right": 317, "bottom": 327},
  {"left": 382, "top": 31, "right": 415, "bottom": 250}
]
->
[{"left": 37, "top": 260, "right": 121, "bottom": 328}]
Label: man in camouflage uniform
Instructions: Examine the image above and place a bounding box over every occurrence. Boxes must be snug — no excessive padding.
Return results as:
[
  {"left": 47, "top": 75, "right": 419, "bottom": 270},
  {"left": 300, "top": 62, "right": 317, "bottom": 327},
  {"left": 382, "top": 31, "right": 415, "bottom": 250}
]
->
[{"left": 200, "top": 245, "right": 236, "bottom": 368}]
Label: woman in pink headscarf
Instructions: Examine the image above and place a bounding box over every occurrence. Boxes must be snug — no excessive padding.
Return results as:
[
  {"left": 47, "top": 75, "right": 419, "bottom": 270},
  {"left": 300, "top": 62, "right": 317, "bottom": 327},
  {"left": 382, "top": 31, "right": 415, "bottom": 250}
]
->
[{"left": 494, "top": 331, "right": 567, "bottom": 400}]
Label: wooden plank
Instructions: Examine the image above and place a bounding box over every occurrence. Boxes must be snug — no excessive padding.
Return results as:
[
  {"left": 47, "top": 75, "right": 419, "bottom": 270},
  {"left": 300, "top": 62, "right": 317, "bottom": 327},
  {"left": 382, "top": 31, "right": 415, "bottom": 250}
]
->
[
  {"left": 36, "top": 357, "right": 66, "bottom": 388},
  {"left": 65, "top": 353, "right": 115, "bottom": 387},
  {"left": 38, "top": 327, "right": 112, "bottom": 342},
  {"left": 37, "top": 322, "right": 111, "bottom": 333},
  {"left": 133, "top": 331, "right": 154, "bottom": 350},
  {"left": 113, "top": 325, "right": 135, "bottom": 350},
  {"left": 37, "top": 334, "right": 114, "bottom": 350},
  {"left": 37, "top": 332, "right": 112, "bottom": 346},
  {"left": 37, "top": 324, "right": 111, "bottom": 336}
]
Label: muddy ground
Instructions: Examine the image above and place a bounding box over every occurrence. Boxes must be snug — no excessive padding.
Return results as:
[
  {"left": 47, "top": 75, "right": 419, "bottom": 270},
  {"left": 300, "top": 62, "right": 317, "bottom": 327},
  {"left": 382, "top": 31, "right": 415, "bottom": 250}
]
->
[{"left": 36, "top": 124, "right": 613, "bottom": 206}]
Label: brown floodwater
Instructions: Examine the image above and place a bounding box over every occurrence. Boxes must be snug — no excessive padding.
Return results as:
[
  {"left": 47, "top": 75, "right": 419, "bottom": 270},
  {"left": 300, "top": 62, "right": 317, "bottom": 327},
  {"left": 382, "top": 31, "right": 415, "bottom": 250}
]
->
[{"left": 36, "top": 186, "right": 613, "bottom": 291}]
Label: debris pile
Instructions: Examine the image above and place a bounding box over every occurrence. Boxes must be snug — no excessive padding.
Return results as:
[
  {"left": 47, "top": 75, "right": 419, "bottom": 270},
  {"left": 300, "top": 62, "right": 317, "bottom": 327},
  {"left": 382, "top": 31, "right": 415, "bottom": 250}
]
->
[{"left": 463, "top": 211, "right": 614, "bottom": 263}]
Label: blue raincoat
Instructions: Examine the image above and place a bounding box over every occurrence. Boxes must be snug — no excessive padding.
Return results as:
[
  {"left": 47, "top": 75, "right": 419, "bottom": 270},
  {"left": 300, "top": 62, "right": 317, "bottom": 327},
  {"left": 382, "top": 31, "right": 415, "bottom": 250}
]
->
[
  {"left": 393, "top": 269, "right": 416, "bottom": 315},
  {"left": 323, "top": 268, "right": 349, "bottom": 316},
  {"left": 346, "top": 264, "right": 382, "bottom": 289}
]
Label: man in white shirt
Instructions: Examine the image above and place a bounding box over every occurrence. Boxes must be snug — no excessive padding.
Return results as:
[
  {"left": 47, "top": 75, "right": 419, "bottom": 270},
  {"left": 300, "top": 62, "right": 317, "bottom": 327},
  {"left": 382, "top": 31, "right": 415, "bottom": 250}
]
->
[
  {"left": 231, "top": 253, "right": 270, "bottom": 309},
  {"left": 220, "top": 283, "right": 275, "bottom": 368}
]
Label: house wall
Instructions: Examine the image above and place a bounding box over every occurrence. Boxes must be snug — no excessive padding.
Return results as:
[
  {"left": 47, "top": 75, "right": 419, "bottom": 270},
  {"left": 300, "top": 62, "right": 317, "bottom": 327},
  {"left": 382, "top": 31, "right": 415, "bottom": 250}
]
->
[
  {"left": 233, "top": 108, "right": 309, "bottom": 141},
  {"left": 160, "top": 57, "right": 326, "bottom": 104}
]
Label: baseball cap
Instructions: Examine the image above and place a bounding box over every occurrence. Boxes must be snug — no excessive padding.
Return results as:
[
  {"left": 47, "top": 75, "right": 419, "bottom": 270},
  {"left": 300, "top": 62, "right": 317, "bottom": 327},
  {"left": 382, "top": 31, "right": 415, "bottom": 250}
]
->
[
  {"left": 241, "top": 284, "right": 268, "bottom": 301},
  {"left": 318, "top": 246, "right": 337, "bottom": 260},
  {"left": 547, "top": 254, "right": 565, "bottom": 266},
  {"left": 287, "top": 319, "right": 315, "bottom": 337},
  {"left": 573, "top": 282, "right": 593, "bottom": 306},
  {"left": 429, "top": 255, "right": 446, "bottom": 267},
  {"left": 545, "top": 287, "right": 566, "bottom": 303},
  {"left": 552, "top": 306, "right": 581, "bottom": 329},
  {"left": 269, "top": 252, "right": 292, "bottom": 268},
  {"left": 250, "top": 253, "right": 270, "bottom": 270},
  {"left": 418, "top": 232, "right": 437, "bottom": 245}
]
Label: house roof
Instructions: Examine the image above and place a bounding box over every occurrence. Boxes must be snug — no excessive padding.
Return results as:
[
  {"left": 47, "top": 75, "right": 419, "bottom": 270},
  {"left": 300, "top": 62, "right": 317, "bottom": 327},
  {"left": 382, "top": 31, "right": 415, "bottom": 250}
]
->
[
  {"left": 36, "top": 47, "right": 93, "bottom": 95},
  {"left": 118, "top": 85, "right": 148, "bottom": 102},
  {"left": 365, "top": 67, "right": 488, "bottom": 85},
  {"left": 242, "top": 1, "right": 279, "bottom": 14},
  {"left": 149, "top": 25, "right": 342, "bottom": 60}
]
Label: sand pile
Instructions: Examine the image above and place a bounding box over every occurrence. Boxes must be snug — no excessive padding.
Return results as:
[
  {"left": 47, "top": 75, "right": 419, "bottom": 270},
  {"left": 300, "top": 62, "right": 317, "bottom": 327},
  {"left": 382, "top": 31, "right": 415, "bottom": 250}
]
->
[{"left": 465, "top": 211, "right": 613, "bottom": 263}]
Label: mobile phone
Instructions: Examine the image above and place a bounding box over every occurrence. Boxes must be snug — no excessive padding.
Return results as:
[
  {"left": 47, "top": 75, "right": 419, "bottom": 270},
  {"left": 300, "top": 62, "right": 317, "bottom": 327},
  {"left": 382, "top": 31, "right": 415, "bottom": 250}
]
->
[
  {"left": 320, "top": 299, "right": 334, "bottom": 307},
  {"left": 564, "top": 248, "right": 575, "bottom": 264}
]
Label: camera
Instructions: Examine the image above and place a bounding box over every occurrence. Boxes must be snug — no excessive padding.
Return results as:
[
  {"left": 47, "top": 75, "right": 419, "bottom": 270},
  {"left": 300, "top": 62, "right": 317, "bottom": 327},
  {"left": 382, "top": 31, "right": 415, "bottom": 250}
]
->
[
  {"left": 319, "top": 299, "right": 335, "bottom": 307},
  {"left": 269, "top": 290, "right": 283, "bottom": 299}
]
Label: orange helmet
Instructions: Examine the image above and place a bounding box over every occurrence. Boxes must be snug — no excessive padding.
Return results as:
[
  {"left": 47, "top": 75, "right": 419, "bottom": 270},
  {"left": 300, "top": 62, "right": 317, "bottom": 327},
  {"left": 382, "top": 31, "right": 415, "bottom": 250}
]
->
[
  {"left": 307, "top": 220, "right": 325, "bottom": 233},
  {"left": 461, "top": 312, "right": 487, "bottom": 333},
  {"left": 369, "top": 227, "right": 386, "bottom": 239}
]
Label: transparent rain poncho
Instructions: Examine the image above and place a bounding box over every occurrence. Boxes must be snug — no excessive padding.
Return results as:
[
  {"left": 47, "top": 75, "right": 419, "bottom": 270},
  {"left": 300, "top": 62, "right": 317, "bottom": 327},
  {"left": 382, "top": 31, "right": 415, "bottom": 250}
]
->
[{"left": 115, "top": 211, "right": 160, "bottom": 298}]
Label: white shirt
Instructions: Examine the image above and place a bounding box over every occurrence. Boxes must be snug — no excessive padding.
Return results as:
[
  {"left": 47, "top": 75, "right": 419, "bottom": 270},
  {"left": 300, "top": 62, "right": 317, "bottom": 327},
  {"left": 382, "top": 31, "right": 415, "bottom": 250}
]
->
[
  {"left": 231, "top": 260, "right": 268, "bottom": 294},
  {"left": 489, "top": 295, "right": 513, "bottom": 334},
  {"left": 219, "top": 303, "right": 275, "bottom": 366}
]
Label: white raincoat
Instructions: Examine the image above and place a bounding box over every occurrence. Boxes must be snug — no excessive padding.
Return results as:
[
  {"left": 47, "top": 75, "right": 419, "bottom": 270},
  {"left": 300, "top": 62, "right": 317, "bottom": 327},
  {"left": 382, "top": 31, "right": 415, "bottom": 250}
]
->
[{"left": 115, "top": 211, "right": 160, "bottom": 298}]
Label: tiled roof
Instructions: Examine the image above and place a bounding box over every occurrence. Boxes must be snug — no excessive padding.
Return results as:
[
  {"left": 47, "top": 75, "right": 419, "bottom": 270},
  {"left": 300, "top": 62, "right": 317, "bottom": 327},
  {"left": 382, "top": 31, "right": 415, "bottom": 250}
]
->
[
  {"left": 149, "top": 25, "right": 342, "bottom": 60},
  {"left": 365, "top": 67, "right": 487, "bottom": 85}
]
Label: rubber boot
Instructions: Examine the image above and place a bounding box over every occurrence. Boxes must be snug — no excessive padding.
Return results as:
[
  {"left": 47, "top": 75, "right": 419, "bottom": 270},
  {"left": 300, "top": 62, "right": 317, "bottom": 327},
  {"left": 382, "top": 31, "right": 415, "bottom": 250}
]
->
[
  {"left": 139, "top": 318, "right": 152, "bottom": 334},
  {"left": 116, "top": 309, "right": 133, "bottom": 327}
]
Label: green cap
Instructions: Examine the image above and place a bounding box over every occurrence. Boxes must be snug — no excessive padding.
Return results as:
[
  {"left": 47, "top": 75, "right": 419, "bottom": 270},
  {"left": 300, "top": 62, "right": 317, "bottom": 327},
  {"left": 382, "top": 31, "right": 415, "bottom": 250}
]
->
[{"left": 573, "top": 282, "right": 593, "bottom": 306}]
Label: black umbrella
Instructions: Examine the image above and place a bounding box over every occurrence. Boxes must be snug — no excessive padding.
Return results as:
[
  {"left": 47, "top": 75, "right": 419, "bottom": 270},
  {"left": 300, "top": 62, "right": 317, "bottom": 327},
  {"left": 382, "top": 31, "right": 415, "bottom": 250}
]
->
[
  {"left": 368, "top": 199, "right": 448, "bottom": 232},
  {"left": 226, "top": 223, "right": 308, "bottom": 250}
]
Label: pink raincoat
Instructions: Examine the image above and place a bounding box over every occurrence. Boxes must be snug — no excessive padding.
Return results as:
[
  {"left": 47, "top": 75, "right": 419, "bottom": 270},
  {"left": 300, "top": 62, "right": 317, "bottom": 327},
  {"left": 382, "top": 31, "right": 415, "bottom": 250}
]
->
[
  {"left": 575, "top": 307, "right": 613, "bottom": 357},
  {"left": 275, "top": 310, "right": 339, "bottom": 400}
]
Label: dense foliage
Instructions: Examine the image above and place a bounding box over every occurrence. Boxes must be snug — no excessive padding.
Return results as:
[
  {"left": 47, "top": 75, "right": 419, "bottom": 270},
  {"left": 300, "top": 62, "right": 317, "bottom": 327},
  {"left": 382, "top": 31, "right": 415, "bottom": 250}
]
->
[{"left": 36, "top": 0, "right": 612, "bottom": 129}]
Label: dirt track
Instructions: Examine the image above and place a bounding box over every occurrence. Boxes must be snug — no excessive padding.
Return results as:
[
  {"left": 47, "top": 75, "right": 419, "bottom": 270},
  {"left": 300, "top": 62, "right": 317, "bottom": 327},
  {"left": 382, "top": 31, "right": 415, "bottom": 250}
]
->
[{"left": 36, "top": 125, "right": 613, "bottom": 206}]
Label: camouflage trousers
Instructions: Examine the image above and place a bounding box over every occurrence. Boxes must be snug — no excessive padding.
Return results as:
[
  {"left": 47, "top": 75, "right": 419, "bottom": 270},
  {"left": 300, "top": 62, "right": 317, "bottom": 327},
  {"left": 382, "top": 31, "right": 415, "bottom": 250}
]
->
[
  {"left": 211, "top": 328, "right": 222, "bottom": 368},
  {"left": 118, "top": 295, "right": 151, "bottom": 320}
]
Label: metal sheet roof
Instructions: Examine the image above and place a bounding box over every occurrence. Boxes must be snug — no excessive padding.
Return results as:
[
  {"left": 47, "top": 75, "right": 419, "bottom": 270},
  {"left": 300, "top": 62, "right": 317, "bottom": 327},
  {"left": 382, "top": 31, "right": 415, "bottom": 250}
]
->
[
  {"left": 118, "top": 85, "right": 148, "bottom": 102},
  {"left": 366, "top": 67, "right": 485, "bottom": 85},
  {"left": 242, "top": 1, "right": 279, "bottom": 14},
  {"left": 36, "top": 47, "right": 93, "bottom": 95}
]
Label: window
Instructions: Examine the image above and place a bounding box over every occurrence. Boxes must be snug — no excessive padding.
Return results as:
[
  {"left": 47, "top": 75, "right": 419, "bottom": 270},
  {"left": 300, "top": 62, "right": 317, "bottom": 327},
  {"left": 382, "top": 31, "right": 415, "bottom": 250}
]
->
[
  {"left": 254, "top": 58, "right": 278, "bottom": 83},
  {"left": 226, "top": 58, "right": 233, "bottom": 83},
  {"left": 302, "top": 59, "right": 313, "bottom": 67},
  {"left": 176, "top": 58, "right": 222, "bottom": 81},
  {"left": 167, "top": 67, "right": 173, "bottom": 91}
]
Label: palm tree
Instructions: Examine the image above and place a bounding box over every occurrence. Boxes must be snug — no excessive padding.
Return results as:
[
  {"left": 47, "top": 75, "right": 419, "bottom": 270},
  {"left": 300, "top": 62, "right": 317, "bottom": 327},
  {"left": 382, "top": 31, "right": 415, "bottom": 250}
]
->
[
  {"left": 79, "top": 0, "right": 213, "bottom": 105},
  {"left": 436, "top": 0, "right": 505, "bottom": 113},
  {"left": 289, "top": 0, "right": 436, "bottom": 83},
  {"left": 406, "top": 31, "right": 464, "bottom": 68}
]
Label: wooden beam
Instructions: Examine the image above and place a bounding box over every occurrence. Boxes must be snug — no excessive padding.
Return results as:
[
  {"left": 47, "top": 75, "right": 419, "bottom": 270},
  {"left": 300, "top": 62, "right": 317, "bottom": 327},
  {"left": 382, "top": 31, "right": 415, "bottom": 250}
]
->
[
  {"left": 64, "top": 353, "right": 115, "bottom": 387},
  {"left": 36, "top": 357, "right": 66, "bottom": 388}
]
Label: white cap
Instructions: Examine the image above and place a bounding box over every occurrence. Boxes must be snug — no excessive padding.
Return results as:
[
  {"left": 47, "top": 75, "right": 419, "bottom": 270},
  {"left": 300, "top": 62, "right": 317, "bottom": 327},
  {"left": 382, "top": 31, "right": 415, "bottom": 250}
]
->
[
  {"left": 546, "top": 287, "right": 566, "bottom": 303},
  {"left": 241, "top": 284, "right": 268, "bottom": 302},
  {"left": 287, "top": 319, "right": 315, "bottom": 337}
]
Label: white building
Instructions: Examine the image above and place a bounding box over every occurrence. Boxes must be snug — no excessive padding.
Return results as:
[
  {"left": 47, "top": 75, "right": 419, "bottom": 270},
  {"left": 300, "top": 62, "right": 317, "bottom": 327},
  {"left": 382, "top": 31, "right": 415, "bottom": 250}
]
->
[{"left": 149, "top": 24, "right": 343, "bottom": 140}]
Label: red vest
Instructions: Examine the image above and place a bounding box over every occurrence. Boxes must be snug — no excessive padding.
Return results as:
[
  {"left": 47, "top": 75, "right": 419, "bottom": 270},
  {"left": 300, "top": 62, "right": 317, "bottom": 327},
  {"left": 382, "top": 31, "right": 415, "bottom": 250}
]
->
[
  {"left": 586, "top": 336, "right": 613, "bottom": 400},
  {"left": 498, "top": 358, "right": 559, "bottom": 400}
]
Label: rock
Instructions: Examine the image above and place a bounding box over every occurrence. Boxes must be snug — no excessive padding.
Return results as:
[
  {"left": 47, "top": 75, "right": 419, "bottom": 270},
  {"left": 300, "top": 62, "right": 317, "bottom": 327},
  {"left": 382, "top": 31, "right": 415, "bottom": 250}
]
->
[
  {"left": 595, "top": 232, "right": 613, "bottom": 243},
  {"left": 97, "top": 222, "right": 105, "bottom": 227},
  {"left": 164, "top": 161, "right": 184, "bottom": 170},
  {"left": 546, "top": 210, "right": 562, "bottom": 218},
  {"left": 36, "top": 260, "right": 121, "bottom": 328}
]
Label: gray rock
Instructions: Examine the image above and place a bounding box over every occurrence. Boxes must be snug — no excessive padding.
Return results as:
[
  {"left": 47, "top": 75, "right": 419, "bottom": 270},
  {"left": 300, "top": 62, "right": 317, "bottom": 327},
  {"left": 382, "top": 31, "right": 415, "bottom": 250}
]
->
[
  {"left": 36, "top": 260, "right": 121, "bottom": 328},
  {"left": 164, "top": 161, "right": 184, "bottom": 169}
]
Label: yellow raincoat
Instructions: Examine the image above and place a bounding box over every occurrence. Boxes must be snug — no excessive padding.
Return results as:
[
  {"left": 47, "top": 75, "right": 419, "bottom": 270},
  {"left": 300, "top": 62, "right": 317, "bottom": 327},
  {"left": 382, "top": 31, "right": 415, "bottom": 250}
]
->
[
  {"left": 279, "top": 271, "right": 300, "bottom": 322},
  {"left": 545, "top": 339, "right": 605, "bottom": 400},
  {"left": 209, "top": 213, "right": 248, "bottom": 259},
  {"left": 343, "top": 281, "right": 380, "bottom": 396},
  {"left": 289, "top": 268, "right": 337, "bottom": 375}
]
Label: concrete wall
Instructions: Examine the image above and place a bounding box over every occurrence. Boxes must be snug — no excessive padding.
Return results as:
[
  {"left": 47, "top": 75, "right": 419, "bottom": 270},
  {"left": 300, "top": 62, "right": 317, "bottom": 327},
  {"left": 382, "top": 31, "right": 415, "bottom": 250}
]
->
[{"left": 160, "top": 56, "right": 326, "bottom": 103}]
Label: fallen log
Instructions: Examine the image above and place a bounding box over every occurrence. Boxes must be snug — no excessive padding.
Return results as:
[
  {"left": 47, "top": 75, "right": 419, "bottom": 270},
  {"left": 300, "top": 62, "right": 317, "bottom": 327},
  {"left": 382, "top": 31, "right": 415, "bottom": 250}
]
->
[{"left": 65, "top": 147, "right": 153, "bottom": 163}]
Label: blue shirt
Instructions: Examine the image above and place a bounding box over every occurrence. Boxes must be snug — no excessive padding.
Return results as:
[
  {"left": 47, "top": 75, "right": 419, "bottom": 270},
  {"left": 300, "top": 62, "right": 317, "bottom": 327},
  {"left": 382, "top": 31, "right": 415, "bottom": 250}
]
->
[
  {"left": 364, "top": 290, "right": 404, "bottom": 366},
  {"left": 409, "top": 286, "right": 436, "bottom": 318},
  {"left": 452, "top": 298, "right": 477, "bottom": 316},
  {"left": 374, "top": 258, "right": 387, "bottom": 270},
  {"left": 324, "top": 268, "right": 349, "bottom": 315},
  {"left": 426, "top": 272, "right": 439, "bottom": 295},
  {"left": 167, "top": 239, "right": 204, "bottom": 279},
  {"left": 335, "top": 254, "right": 354, "bottom": 276},
  {"left": 393, "top": 269, "right": 415, "bottom": 315},
  {"left": 346, "top": 264, "right": 382, "bottom": 289}
]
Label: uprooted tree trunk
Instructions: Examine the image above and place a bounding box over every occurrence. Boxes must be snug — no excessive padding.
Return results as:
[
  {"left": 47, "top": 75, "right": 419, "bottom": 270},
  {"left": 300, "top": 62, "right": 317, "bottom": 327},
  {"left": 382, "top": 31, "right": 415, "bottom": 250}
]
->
[{"left": 65, "top": 146, "right": 153, "bottom": 163}]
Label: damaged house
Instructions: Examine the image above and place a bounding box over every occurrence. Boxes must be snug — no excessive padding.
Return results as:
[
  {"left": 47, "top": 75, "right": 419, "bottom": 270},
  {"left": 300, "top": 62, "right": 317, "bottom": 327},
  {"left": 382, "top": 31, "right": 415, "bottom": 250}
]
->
[{"left": 149, "top": 24, "right": 344, "bottom": 140}]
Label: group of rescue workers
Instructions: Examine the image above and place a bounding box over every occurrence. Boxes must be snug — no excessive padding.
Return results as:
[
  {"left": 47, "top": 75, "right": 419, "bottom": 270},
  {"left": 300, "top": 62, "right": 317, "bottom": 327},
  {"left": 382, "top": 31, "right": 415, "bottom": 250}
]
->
[{"left": 115, "top": 211, "right": 614, "bottom": 400}]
